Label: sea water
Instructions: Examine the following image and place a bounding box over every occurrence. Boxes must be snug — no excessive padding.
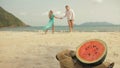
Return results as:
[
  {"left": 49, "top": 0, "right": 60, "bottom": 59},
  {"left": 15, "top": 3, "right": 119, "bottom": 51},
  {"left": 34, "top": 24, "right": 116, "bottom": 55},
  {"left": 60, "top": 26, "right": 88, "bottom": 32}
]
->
[{"left": 0, "top": 25, "right": 120, "bottom": 32}]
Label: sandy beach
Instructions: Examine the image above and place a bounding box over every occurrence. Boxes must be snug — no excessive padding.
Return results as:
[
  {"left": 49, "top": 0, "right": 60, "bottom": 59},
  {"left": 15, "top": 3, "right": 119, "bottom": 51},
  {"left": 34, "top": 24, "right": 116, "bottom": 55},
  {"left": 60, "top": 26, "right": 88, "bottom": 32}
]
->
[{"left": 0, "top": 31, "right": 120, "bottom": 68}]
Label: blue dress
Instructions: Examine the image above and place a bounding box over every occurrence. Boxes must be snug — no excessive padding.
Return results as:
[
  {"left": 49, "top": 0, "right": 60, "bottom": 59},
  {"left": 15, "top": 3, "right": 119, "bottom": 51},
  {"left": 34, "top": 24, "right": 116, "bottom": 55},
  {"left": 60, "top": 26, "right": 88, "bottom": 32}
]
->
[{"left": 43, "top": 14, "right": 55, "bottom": 31}]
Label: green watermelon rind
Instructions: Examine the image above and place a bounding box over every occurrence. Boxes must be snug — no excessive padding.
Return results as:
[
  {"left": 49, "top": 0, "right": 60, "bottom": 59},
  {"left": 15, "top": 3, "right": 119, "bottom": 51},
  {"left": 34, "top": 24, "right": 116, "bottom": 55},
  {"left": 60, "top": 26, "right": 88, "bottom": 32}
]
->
[{"left": 76, "top": 39, "right": 107, "bottom": 65}]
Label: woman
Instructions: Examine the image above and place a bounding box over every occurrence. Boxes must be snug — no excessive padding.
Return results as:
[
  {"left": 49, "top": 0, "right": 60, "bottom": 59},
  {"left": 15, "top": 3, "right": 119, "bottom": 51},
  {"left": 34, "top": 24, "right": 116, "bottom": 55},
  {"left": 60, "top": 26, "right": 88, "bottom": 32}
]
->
[{"left": 43, "top": 10, "right": 60, "bottom": 34}]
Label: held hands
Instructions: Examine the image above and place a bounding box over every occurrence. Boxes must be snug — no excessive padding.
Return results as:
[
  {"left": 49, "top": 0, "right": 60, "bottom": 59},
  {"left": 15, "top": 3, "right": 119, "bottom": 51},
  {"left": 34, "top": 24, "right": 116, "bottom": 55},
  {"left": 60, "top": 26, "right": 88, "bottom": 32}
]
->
[
  {"left": 59, "top": 17, "right": 63, "bottom": 19},
  {"left": 58, "top": 17, "right": 63, "bottom": 19},
  {"left": 55, "top": 16, "right": 63, "bottom": 19}
]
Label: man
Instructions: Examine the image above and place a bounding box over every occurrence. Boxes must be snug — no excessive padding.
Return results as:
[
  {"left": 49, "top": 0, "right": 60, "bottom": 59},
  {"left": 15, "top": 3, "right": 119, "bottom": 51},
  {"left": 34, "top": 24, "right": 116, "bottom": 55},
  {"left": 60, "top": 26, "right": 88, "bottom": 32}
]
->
[
  {"left": 61, "top": 5, "right": 75, "bottom": 32},
  {"left": 56, "top": 49, "right": 114, "bottom": 68}
]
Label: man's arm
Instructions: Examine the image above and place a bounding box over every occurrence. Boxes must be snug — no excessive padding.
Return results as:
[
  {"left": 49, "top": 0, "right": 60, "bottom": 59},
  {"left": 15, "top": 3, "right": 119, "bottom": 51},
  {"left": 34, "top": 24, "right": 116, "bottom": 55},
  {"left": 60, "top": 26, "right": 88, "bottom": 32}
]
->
[{"left": 61, "top": 11, "right": 67, "bottom": 19}]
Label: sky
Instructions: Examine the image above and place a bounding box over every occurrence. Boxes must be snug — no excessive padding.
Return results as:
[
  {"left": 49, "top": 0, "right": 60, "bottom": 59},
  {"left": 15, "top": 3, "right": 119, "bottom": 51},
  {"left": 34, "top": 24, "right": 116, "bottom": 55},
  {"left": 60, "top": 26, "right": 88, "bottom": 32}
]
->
[{"left": 0, "top": 0, "right": 120, "bottom": 26}]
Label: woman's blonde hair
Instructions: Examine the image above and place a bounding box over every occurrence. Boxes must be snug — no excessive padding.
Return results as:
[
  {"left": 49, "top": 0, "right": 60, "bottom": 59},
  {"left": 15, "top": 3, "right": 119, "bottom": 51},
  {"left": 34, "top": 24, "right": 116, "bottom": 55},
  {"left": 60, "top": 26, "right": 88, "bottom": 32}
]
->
[{"left": 48, "top": 10, "right": 53, "bottom": 19}]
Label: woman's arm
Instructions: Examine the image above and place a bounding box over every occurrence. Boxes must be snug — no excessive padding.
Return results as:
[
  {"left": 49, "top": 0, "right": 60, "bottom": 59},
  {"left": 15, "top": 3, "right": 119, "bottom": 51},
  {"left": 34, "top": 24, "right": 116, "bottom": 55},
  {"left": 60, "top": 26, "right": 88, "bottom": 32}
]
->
[
  {"left": 55, "top": 11, "right": 67, "bottom": 19},
  {"left": 54, "top": 16, "right": 62, "bottom": 19},
  {"left": 54, "top": 16, "right": 59, "bottom": 19}
]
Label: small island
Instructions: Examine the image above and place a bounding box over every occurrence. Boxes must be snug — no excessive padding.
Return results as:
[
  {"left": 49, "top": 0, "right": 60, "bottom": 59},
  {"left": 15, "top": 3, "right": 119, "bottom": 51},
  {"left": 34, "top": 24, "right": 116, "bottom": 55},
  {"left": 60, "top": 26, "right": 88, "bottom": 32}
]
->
[
  {"left": 0, "top": 7, "right": 28, "bottom": 28},
  {"left": 79, "top": 22, "right": 115, "bottom": 26}
]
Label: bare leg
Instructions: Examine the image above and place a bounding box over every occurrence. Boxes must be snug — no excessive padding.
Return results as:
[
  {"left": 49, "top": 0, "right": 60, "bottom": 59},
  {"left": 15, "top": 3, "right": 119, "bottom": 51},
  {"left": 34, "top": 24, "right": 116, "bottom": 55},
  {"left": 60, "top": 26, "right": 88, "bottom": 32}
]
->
[
  {"left": 52, "top": 24, "right": 54, "bottom": 34},
  {"left": 68, "top": 21, "right": 72, "bottom": 32},
  {"left": 70, "top": 20, "right": 74, "bottom": 30},
  {"left": 45, "top": 30, "right": 48, "bottom": 34}
]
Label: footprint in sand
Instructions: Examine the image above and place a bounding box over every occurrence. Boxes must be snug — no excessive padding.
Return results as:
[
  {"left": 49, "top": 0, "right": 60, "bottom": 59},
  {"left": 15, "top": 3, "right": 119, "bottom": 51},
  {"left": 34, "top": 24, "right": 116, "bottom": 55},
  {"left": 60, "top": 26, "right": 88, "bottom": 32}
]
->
[{"left": 113, "top": 52, "right": 119, "bottom": 57}]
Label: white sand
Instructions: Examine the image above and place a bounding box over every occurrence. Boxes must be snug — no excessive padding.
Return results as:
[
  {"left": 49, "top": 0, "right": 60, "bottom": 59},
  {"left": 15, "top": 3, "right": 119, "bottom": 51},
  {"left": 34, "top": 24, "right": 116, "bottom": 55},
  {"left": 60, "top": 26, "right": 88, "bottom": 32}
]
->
[{"left": 0, "top": 31, "right": 120, "bottom": 68}]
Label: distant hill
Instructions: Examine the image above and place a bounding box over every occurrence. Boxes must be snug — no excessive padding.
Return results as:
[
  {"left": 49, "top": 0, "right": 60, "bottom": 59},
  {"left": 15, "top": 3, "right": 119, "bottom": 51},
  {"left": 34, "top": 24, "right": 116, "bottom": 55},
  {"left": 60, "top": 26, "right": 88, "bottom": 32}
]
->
[
  {"left": 0, "top": 7, "right": 28, "bottom": 27},
  {"left": 79, "top": 22, "right": 115, "bottom": 26}
]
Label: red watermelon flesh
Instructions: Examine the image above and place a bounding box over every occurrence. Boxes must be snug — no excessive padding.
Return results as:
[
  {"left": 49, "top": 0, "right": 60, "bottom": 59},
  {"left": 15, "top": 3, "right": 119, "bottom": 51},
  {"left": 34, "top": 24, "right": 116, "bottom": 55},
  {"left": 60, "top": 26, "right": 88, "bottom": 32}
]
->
[{"left": 77, "top": 41, "right": 105, "bottom": 62}]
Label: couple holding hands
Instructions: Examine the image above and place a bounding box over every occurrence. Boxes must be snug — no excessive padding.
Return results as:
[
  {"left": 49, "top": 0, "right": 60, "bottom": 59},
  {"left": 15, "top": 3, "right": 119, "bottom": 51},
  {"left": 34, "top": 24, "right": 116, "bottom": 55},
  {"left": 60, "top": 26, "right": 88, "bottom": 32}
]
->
[{"left": 43, "top": 5, "right": 75, "bottom": 34}]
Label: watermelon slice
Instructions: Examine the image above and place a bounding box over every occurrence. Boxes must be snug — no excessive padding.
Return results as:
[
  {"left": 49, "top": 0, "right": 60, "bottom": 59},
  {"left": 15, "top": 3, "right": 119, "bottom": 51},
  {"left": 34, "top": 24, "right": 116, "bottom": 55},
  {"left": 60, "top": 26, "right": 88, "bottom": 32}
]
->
[{"left": 76, "top": 39, "right": 107, "bottom": 66}]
